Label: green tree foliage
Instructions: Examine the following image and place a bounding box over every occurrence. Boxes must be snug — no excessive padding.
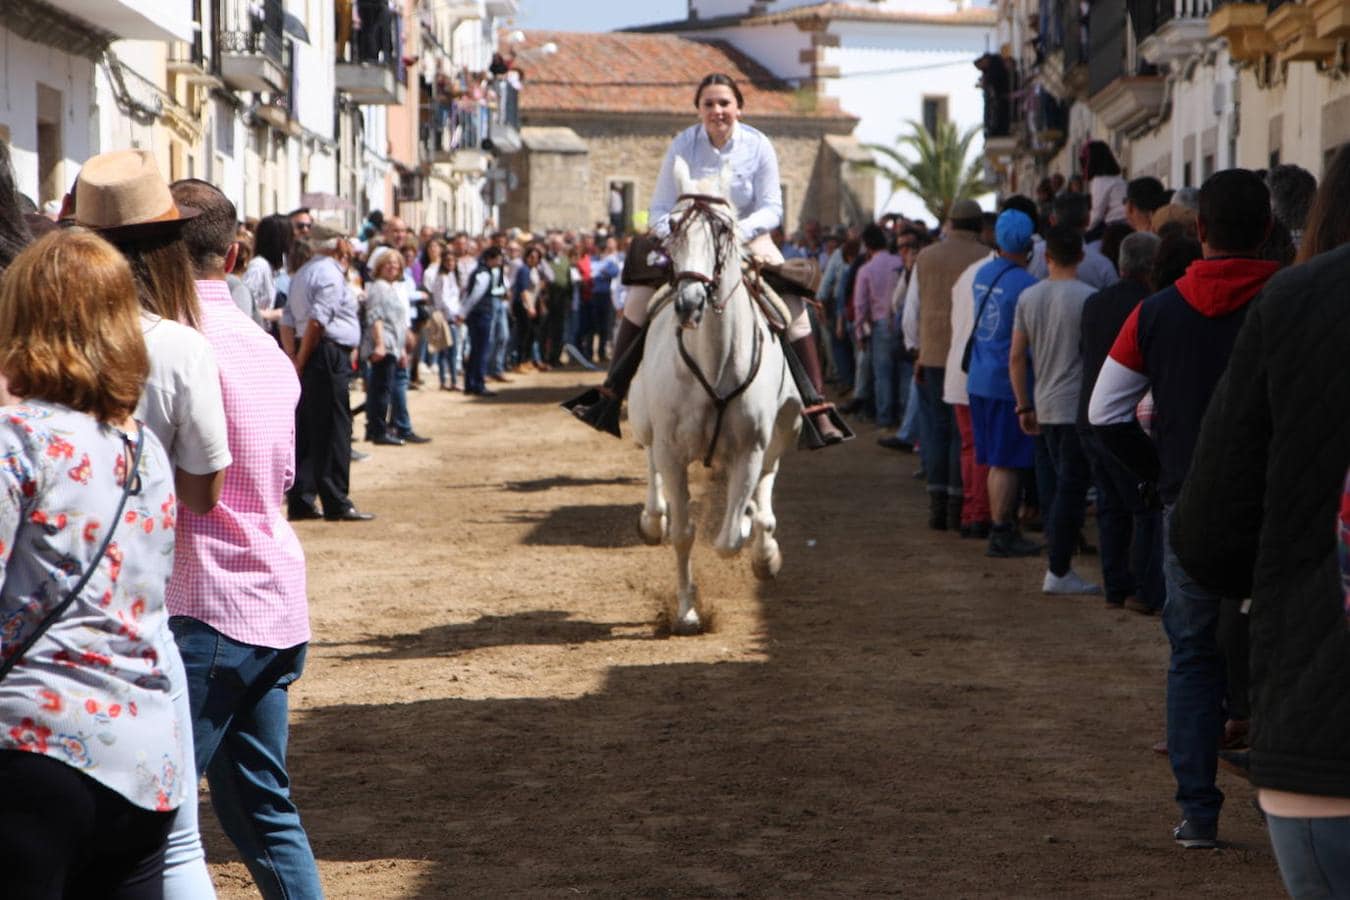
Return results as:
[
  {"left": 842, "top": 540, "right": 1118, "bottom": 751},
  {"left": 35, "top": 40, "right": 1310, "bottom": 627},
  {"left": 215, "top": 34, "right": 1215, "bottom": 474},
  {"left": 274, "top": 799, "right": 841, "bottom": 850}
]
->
[{"left": 859, "top": 120, "right": 986, "bottom": 224}]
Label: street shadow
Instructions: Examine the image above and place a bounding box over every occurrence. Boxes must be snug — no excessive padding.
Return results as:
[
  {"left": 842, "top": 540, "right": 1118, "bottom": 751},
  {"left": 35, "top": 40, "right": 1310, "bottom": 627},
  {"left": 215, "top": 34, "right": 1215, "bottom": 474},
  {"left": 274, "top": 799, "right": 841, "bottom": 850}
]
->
[
  {"left": 474, "top": 383, "right": 595, "bottom": 406},
  {"left": 509, "top": 503, "right": 645, "bottom": 548},
  {"left": 503, "top": 475, "right": 643, "bottom": 493},
  {"left": 321, "top": 610, "right": 651, "bottom": 661}
]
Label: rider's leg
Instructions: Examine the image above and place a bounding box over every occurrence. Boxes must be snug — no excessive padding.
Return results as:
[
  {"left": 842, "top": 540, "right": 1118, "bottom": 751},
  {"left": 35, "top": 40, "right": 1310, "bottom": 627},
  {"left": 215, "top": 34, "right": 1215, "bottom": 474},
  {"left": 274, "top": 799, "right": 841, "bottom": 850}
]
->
[
  {"left": 596, "top": 285, "right": 653, "bottom": 398},
  {"left": 785, "top": 298, "right": 845, "bottom": 445}
]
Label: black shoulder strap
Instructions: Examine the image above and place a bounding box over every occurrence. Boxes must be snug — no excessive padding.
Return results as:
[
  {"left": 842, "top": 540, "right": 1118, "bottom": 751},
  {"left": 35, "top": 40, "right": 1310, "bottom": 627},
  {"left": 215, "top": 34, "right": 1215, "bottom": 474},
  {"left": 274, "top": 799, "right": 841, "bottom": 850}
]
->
[
  {"left": 973, "top": 262, "right": 1016, "bottom": 332},
  {"left": 0, "top": 425, "right": 145, "bottom": 684}
]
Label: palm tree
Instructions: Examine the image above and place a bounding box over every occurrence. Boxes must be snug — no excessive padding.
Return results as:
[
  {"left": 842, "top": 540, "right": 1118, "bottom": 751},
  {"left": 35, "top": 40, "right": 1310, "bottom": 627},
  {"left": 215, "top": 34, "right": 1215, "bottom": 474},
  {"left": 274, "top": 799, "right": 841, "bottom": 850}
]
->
[{"left": 859, "top": 120, "right": 987, "bottom": 224}]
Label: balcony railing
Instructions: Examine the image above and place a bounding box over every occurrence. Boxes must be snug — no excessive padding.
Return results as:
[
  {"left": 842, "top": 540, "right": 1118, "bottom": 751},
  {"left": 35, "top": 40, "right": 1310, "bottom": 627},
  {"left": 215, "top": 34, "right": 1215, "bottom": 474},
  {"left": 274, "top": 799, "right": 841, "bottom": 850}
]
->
[
  {"left": 423, "top": 99, "right": 489, "bottom": 157},
  {"left": 488, "top": 78, "right": 520, "bottom": 153},
  {"left": 218, "top": 0, "right": 287, "bottom": 93},
  {"left": 335, "top": 9, "right": 407, "bottom": 104}
]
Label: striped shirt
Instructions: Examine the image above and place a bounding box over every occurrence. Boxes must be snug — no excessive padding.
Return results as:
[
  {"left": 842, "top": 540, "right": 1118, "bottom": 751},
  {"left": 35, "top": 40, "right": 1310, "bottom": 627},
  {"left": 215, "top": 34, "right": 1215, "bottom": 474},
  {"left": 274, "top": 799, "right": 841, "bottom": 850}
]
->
[{"left": 165, "top": 280, "right": 309, "bottom": 649}]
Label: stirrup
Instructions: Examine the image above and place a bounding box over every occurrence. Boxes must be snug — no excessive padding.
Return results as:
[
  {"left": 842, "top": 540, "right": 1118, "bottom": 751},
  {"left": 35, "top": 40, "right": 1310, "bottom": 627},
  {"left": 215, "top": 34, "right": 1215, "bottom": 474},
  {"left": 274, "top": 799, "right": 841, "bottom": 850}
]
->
[
  {"left": 800, "top": 402, "right": 853, "bottom": 450},
  {"left": 562, "top": 387, "right": 623, "bottom": 438}
]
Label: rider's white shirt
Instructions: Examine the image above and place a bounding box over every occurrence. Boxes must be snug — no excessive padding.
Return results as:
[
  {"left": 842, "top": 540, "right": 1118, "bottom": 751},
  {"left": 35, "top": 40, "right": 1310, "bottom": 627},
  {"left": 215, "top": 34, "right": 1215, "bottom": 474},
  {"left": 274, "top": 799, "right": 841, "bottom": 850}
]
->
[{"left": 649, "top": 122, "right": 783, "bottom": 243}]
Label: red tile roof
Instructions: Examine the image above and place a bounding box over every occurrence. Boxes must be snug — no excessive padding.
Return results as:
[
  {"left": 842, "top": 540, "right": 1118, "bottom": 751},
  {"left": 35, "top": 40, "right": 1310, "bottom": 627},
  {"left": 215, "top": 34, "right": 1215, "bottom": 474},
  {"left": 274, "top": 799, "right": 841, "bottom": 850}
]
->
[{"left": 512, "top": 30, "right": 853, "bottom": 120}]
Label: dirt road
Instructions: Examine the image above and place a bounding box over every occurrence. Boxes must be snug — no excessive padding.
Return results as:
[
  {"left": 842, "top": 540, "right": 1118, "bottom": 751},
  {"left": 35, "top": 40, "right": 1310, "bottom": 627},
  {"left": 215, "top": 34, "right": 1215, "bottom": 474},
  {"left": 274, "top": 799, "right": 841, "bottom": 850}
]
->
[{"left": 203, "top": 370, "right": 1283, "bottom": 898}]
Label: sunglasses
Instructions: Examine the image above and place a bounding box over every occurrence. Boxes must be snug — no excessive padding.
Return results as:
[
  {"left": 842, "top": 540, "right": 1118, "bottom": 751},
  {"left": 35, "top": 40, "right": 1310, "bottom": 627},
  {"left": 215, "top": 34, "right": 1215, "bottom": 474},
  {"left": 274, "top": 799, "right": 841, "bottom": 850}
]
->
[{"left": 295, "top": 221, "right": 313, "bottom": 231}]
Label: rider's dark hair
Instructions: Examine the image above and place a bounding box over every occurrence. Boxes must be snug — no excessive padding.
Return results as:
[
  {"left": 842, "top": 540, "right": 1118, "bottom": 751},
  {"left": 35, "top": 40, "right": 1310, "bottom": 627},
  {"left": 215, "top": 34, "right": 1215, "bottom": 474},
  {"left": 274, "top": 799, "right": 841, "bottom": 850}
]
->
[{"left": 694, "top": 73, "right": 745, "bottom": 110}]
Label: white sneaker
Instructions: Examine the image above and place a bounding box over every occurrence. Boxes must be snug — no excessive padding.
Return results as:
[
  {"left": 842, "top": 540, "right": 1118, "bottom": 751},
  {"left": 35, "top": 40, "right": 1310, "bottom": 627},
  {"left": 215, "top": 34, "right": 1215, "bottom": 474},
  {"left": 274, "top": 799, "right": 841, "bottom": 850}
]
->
[{"left": 1043, "top": 569, "right": 1103, "bottom": 595}]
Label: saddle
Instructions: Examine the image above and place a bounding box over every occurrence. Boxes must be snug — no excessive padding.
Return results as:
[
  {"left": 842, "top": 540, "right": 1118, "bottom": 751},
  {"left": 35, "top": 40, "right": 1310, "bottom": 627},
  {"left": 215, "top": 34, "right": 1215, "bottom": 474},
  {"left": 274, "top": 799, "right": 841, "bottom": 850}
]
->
[{"left": 757, "top": 256, "right": 822, "bottom": 297}]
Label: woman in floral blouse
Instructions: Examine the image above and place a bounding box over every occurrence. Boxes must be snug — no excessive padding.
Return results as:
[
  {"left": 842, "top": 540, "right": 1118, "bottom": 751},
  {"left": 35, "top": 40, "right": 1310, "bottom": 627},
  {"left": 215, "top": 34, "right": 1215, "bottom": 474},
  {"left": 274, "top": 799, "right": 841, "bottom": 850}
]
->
[{"left": 0, "top": 229, "right": 189, "bottom": 897}]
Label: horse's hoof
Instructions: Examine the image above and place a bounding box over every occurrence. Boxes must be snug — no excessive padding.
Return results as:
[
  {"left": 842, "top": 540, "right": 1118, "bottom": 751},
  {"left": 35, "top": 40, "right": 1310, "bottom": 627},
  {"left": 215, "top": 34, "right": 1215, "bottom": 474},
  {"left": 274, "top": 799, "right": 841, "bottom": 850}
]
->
[
  {"left": 672, "top": 609, "right": 703, "bottom": 636},
  {"left": 638, "top": 512, "right": 667, "bottom": 546},
  {"left": 752, "top": 547, "right": 782, "bottom": 581}
]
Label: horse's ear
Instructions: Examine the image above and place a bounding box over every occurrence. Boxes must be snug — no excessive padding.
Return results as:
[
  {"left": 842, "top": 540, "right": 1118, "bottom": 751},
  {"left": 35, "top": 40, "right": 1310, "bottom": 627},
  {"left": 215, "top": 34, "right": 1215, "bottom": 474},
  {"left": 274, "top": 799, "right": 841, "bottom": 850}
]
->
[{"left": 673, "top": 157, "right": 692, "bottom": 195}]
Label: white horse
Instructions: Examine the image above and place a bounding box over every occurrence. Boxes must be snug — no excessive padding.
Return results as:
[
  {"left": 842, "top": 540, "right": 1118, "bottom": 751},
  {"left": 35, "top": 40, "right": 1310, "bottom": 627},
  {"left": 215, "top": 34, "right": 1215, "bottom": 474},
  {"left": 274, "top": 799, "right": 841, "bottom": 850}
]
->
[{"left": 628, "top": 161, "right": 802, "bottom": 635}]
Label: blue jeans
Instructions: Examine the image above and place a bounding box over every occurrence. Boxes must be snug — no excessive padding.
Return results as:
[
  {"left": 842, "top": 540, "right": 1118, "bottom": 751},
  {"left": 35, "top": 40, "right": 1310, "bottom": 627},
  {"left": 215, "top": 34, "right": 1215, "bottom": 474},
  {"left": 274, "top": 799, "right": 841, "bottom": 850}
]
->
[
  {"left": 1267, "top": 813, "right": 1350, "bottom": 898},
  {"left": 916, "top": 368, "right": 959, "bottom": 495},
  {"left": 1161, "top": 506, "right": 1227, "bottom": 827},
  {"left": 364, "top": 355, "right": 395, "bottom": 441},
  {"left": 1040, "top": 424, "right": 1091, "bottom": 576},
  {"left": 897, "top": 369, "right": 919, "bottom": 444},
  {"left": 169, "top": 618, "right": 322, "bottom": 900},
  {"left": 869, "top": 320, "right": 901, "bottom": 427},
  {"left": 488, "top": 298, "right": 510, "bottom": 375},
  {"left": 389, "top": 363, "right": 413, "bottom": 437},
  {"left": 1080, "top": 429, "right": 1163, "bottom": 608}
]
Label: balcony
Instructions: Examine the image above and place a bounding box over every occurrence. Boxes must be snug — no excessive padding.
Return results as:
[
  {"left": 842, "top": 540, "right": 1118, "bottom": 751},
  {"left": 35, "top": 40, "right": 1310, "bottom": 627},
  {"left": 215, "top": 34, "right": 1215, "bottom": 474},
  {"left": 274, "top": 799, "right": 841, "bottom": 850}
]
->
[
  {"left": 1209, "top": 2, "right": 1274, "bottom": 61},
  {"left": 1139, "top": 0, "right": 1215, "bottom": 66},
  {"left": 43, "top": 0, "right": 193, "bottom": 42},
  {"left": 485, "top": 0, "right": 519, "bottom": 14},
  {"left": 487, "top": 78, "right": 521, "bottom": 154},
  {"left": 1266, "top": 1, "right": 1336, "bottom": 63},
  {"left": 335, "top": 12, "right": 407, "bottom": 105},
  {"left": 219, "top": 0, "right": 287, "bottom": 93},
  {"left": 1087, "top": 75, "right": 1167, "bottom": 135},
  {"left": 1037, "top": 0, "right": 1089, "bottom": 99},
  {"left": 422, "top": 100, "right": 492, "bottom": 172},
  {"left": 1311, "top": 0, "right": 1350, "bottom": 41}
]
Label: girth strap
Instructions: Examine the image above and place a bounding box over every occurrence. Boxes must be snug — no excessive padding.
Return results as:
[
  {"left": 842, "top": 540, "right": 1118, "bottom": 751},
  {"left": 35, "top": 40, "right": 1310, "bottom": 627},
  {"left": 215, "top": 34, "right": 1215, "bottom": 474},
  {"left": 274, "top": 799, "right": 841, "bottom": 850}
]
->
[{"left": 676, "top": 321, "right": 764, "bottom": 468}]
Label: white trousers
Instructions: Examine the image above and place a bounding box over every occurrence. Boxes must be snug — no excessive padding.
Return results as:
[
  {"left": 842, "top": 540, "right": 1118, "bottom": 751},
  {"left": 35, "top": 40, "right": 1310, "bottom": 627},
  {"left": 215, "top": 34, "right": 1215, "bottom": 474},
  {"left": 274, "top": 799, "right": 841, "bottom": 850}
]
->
[{"left": 621, "top": 233, "right": 813, "bottom": 341}]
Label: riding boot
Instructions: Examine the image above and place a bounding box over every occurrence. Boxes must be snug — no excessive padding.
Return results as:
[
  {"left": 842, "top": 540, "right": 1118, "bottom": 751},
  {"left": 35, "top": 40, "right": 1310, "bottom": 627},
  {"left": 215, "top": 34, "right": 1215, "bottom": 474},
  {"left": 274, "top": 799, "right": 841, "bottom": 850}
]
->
[
  {"left": 562, "top": 318, "right": 646, "bottom": 438},
  {"left": 789, "top": 335, "right": 847, "bottom": 447}
]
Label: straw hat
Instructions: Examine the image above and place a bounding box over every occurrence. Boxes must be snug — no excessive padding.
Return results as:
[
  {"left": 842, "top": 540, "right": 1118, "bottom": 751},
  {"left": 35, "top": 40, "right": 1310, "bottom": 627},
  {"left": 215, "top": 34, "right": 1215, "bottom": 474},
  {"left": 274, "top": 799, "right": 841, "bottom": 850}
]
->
[{"left": 72, "top": 149, "right": 197, "bottom": 238}]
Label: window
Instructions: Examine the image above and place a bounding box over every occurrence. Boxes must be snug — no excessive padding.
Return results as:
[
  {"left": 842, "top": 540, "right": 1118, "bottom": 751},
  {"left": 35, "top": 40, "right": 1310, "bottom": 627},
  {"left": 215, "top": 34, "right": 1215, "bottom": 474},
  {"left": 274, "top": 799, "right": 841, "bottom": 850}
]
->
[
  {"left": 1183, "top": 161, "right": 1193, "bottom": 188},
  {"left": 1269, "top": 149, "right": 1281, "bottom": 169},
  {"left": 922, "top": 95, "right": 948, "bottom": 137},
  {"left": 1202, "top": 153, "right": 1214, "bottom": 181}
]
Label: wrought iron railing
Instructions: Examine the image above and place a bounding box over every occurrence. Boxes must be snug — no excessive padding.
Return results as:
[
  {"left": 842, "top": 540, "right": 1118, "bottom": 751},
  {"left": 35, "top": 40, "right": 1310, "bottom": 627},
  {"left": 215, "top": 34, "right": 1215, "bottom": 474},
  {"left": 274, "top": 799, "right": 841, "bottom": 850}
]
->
[
  {"left": 340, "top": 9, "right": 407, "bottom": 85},
  {"left": 219, "top": 0, "right": 284, "bottom": 65}
]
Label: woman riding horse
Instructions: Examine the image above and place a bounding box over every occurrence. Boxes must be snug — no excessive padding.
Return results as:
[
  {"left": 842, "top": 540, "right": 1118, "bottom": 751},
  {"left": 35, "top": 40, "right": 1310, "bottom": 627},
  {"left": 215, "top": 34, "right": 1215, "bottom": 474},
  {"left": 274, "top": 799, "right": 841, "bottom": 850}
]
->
[{"left": 567, "top": 72, "right": 844, "bottom": 446}]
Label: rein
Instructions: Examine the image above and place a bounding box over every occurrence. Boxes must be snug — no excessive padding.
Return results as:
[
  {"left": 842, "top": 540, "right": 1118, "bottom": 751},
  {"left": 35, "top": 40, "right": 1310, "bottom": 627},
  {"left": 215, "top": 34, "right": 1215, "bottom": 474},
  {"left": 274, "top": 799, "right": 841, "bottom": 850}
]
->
[{"left": 668, "top": 192, "right": 765, "bottom": 467}]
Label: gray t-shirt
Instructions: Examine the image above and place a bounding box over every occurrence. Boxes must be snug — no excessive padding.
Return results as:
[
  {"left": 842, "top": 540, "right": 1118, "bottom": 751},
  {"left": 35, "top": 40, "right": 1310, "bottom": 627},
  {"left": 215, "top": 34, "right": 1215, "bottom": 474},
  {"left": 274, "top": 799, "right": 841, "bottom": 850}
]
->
[{"left": 1012, "top": 278, "right": 1096, "bottom": 425}]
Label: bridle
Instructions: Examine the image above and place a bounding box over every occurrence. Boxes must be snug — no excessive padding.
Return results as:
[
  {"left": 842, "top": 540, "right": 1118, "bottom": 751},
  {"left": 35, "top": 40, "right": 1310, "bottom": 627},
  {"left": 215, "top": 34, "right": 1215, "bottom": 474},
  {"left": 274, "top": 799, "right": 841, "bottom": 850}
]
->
[{"left": 667, "top": 192, "right": 737, "bottom": 314}]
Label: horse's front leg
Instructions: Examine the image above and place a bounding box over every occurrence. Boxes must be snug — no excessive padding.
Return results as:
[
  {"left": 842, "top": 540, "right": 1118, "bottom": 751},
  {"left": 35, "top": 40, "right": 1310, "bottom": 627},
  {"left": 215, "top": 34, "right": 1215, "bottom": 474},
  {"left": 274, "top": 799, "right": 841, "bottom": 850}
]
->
[
  {"left": 656, "top": 448, "right": 700, "bottom": 635},
  {"left": 638, "top": 448, "right": 668, "bottom": 545},
  {"left": 750, "top": 455, "right": 782, "bottom": 581},
  {"left": 713, "top": 445, "right": 765, "bottom": 559}
]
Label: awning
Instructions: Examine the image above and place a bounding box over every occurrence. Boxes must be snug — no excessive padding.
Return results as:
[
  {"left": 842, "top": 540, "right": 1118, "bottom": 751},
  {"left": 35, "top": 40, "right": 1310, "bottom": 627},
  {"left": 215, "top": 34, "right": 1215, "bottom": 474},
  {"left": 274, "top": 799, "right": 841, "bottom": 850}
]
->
[{"left": 301, "top": 192, "right": 356, "bottom": 212}]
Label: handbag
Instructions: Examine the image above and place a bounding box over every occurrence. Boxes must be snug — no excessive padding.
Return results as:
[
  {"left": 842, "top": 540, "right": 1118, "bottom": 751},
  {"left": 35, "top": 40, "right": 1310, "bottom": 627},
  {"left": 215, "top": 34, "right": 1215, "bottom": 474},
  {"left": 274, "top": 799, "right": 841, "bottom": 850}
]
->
[
  {"left": 0, "top": 425, "right": 144, "bottom": 684},
  {"left": 425, "top": 309, "right": 451, "bottom": 353},
  {"left": 960, "top": 262, "right": 1015, "bottom": 374}
]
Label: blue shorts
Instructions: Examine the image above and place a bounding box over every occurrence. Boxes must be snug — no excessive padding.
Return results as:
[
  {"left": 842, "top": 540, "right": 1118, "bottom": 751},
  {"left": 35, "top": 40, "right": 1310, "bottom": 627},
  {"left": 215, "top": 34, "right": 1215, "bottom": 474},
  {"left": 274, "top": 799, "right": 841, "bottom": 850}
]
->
[{"left": 969, "top": 394, "right": 1035, "bottom": 469}]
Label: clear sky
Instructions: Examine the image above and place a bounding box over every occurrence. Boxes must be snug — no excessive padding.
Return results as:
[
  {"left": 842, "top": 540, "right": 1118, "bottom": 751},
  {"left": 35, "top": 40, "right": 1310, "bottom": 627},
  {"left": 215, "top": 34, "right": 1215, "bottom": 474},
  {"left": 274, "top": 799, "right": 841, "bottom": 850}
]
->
[{"left": 510, "top": 0, "right": 688, "bottom": 33}]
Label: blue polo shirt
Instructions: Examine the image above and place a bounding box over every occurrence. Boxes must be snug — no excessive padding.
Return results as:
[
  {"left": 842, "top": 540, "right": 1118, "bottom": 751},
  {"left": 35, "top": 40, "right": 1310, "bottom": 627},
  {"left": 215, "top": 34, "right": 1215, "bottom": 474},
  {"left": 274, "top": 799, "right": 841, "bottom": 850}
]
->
[{"left": 967, "top": 257, "right": 1038, "bottom": 401}]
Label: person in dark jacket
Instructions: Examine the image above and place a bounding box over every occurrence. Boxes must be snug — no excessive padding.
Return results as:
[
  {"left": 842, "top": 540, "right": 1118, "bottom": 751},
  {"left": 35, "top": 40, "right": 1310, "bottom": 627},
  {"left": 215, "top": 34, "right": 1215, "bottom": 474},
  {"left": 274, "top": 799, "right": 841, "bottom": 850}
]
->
[
  {"left": 1171, "top": 167, "right": 1350, "bottom": 897},
  {"left": 1079, "top": 231, "right": 1161, "bottom": 614},
  {"left": 1088, "top": 169, "right": 1278, "bottom": 850}
]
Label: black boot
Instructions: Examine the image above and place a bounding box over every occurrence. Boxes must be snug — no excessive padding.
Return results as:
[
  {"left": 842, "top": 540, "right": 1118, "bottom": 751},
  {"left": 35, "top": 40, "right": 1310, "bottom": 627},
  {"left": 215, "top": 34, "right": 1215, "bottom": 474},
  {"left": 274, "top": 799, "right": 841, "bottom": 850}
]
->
[
  {"left": 562, "top": 318, "right": 645, "bottom": 437},
  {"left": 928, "top": 493, "right": 947, "bottom": 531},
  {"left": 946, "top": 495, "right": 963, "bottom": 532},
  {"left": 788, "top": 335, "right": 849, "bottom": 448}
]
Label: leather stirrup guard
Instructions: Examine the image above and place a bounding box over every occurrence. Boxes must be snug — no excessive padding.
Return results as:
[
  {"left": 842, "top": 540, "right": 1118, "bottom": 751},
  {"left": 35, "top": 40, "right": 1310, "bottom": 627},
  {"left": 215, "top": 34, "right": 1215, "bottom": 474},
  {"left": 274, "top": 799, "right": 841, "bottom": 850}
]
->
[
  {"left": 562, "top": 322, "right": 649, "bottom": 438},
  {"left": 779, "top": 335, "right": 854, "bottom": 449}
]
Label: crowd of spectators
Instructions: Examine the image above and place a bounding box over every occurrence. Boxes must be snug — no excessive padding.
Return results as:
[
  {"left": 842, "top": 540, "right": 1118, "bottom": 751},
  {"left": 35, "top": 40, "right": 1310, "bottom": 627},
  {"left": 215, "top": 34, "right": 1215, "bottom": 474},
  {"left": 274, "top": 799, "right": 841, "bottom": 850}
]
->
[{"left": 810, "top": 138, "right": 1348, "bottom": 894}]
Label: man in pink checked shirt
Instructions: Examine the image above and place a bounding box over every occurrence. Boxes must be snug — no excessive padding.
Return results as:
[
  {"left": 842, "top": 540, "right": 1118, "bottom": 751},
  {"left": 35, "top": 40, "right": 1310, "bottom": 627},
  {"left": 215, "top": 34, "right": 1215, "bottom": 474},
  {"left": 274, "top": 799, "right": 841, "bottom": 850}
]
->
[
  {"left": 167, "top": 180, "right": 323, "bottom": 900},
  {"left": 851, "top": 224, "right": 907, "bottom": 429}
]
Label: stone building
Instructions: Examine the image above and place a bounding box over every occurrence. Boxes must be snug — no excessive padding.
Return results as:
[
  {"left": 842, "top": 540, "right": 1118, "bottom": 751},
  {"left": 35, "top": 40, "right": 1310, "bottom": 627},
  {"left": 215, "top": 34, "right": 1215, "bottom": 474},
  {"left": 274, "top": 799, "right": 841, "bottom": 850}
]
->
[{"left": 499, "top": 30, "right": 871, "bottom": 234}]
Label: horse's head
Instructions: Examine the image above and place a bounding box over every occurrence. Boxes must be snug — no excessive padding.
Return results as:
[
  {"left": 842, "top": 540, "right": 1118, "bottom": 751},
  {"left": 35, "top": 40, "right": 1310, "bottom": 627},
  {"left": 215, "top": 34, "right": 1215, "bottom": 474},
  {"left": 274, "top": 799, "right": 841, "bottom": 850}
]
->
[{"left": 666, "top": 158, "right": 737, "bottom": 330}]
